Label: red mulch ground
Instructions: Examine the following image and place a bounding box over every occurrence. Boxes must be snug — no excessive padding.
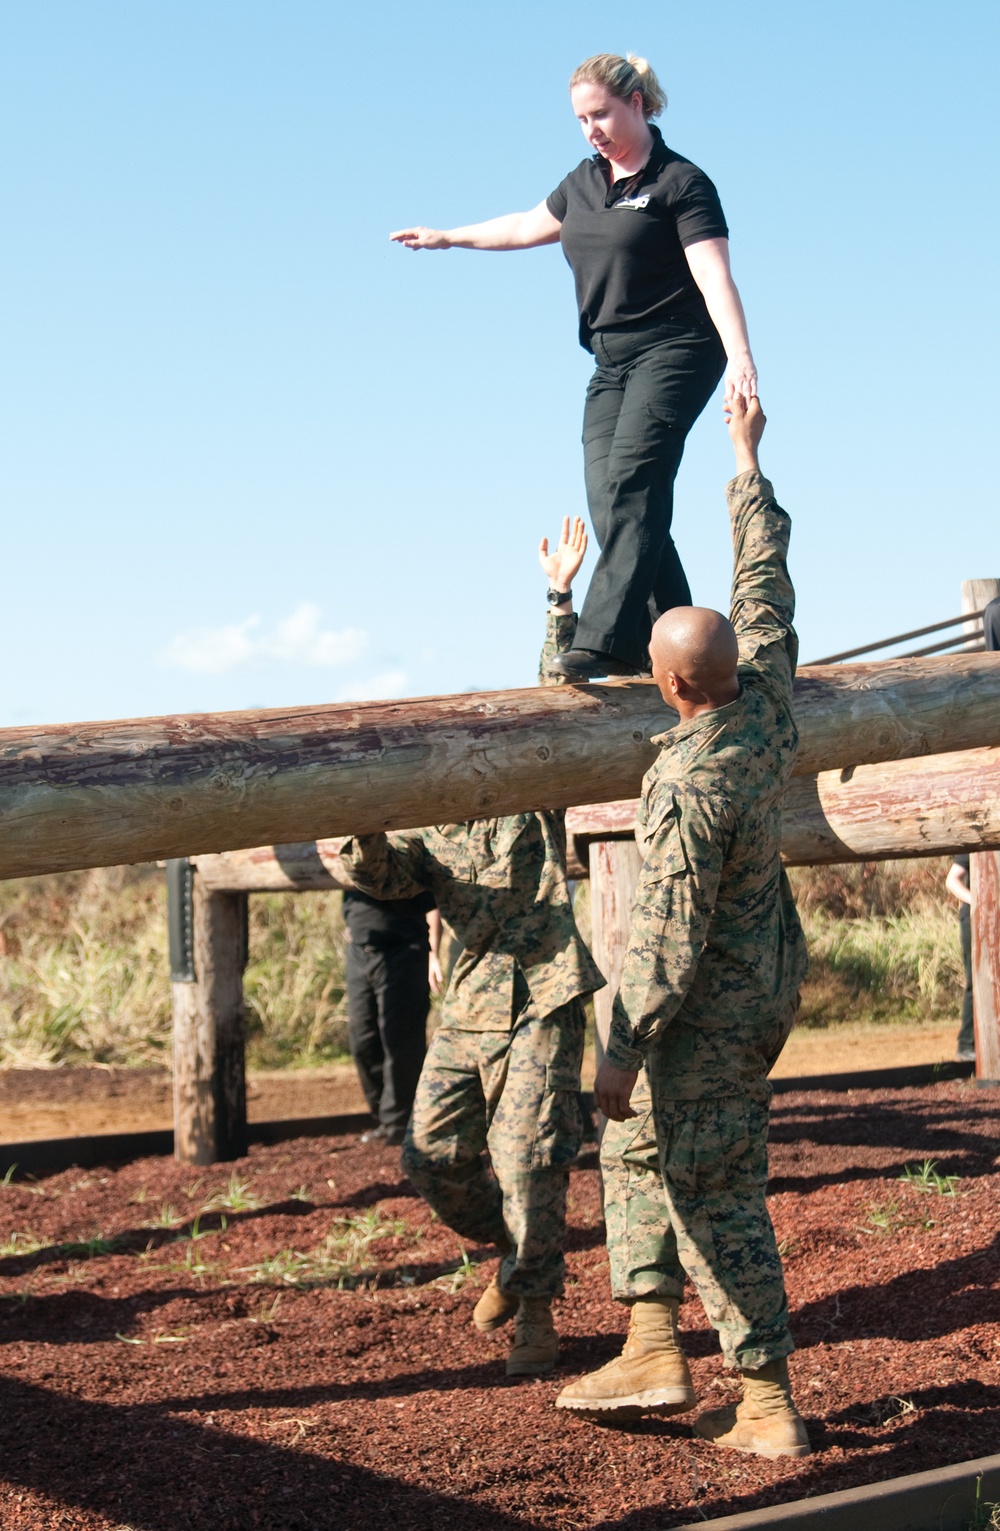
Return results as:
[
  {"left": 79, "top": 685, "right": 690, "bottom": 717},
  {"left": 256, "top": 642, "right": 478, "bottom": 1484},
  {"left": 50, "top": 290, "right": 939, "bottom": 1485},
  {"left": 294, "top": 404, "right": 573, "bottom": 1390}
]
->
[{"left": 0, "top": 1080, "right": 997, "bottom": 1530}]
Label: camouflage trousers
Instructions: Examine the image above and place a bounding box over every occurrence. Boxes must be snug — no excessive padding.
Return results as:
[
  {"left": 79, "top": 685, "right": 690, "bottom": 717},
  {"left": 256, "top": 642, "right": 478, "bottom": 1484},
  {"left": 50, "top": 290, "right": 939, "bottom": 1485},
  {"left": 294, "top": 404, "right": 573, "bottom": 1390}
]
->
[
  {"left": 401, "top": 1000, "right": 585, "bottom": 1297},
  {"left": 601, "top": 1068, "right": 792, "bottom": 1371}
]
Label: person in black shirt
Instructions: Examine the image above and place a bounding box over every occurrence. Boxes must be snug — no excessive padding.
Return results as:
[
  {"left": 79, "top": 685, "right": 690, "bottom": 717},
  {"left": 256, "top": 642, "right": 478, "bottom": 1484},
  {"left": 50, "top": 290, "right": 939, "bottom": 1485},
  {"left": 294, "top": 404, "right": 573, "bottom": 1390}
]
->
[
  {"left": 342, "top": 888, "right": 441, "bottom": 1144},
  {"left": 391, "top": 52, "right": 757, "bottom": 680}
]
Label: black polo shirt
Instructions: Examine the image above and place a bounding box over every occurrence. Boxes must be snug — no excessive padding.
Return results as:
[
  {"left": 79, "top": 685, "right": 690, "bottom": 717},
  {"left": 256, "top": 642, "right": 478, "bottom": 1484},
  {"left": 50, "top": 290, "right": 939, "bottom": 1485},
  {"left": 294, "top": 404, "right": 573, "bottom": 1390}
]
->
[
  {"left": 546, "top": 126, "right": 729, "bottom": 349},
  {"left": 342, "top": 888, "right": 435, "bottom": 949}
]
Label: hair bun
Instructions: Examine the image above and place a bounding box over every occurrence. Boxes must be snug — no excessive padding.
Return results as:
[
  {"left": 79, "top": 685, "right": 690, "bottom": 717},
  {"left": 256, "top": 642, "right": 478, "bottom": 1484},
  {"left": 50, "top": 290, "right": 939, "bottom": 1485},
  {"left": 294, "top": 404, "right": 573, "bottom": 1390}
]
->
[{"left": 569, "top": 52, "right": 667, "bottom": 119}]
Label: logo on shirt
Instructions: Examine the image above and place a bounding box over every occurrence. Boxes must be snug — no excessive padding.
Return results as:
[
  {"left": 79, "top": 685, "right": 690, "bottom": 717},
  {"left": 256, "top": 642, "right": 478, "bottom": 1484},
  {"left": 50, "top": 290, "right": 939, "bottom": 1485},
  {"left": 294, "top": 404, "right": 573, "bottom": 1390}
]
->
[{"left": 614, "top": 194, "right": 651, "bottom": 211}]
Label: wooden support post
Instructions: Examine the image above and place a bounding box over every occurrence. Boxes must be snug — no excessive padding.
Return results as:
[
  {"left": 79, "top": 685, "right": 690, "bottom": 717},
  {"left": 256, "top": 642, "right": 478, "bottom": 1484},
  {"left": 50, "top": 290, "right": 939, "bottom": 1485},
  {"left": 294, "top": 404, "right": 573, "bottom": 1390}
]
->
[
  {"left": 964, "top": 578, "right": 1000, "bottom": 1084},
  {"left": 169, "top": 865, "right": 249, "bottom": 1164},
  {"left": 970, "top": 851, "right": 1000, "bottom": 1084},
  {"left": 588, "top": 837, "right": 641, "bottom": 1065}
]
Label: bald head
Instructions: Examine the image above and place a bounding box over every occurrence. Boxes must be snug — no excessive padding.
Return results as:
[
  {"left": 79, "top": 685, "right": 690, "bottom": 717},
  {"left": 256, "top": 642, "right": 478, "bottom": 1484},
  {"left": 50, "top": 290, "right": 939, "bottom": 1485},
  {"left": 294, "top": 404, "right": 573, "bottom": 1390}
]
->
[{"left": 649, "top": 606, "right": 740, "bottom": 714}]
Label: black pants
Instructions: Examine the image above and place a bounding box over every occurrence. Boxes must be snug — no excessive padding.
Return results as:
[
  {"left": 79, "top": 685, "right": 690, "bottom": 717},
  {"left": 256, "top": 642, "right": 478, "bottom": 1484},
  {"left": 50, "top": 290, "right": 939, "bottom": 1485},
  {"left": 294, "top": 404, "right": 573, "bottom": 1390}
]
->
[
  {"left": 346, "top": 940, "right": 429, "bottom": 1134},
  {"left": 985, "top": 597, "right": 1000, "bottom": 653},
  {"left": 574, "top": 317, "right": 726, "bottom": 670}
]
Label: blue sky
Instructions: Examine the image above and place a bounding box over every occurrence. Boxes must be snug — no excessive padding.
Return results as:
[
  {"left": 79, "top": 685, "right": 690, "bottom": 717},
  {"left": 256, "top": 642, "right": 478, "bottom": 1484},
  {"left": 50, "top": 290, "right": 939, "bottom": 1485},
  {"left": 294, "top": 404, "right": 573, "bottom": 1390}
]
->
[{"left": 1, "top": 0, "right": 997, "bottom": 725}]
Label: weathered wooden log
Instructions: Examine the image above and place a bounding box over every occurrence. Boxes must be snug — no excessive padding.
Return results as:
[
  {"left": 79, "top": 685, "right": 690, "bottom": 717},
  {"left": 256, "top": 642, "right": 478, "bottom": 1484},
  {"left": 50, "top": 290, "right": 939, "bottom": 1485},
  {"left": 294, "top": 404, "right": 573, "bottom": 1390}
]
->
[
  {"left": 2, "top": 654, "right": 999, "bottom": 881},
  {"left": 565, "top": 747, "right": 1000, "bottom": 870},
  {"left": 782, "top": 748, "right": 1000, "bottom": 865},
  {"left": 171, "top": 879, "right": 248, "bottom": 1165},
  {"left": 970, "top": 850, "right": 1000, "bottom": 1083},
  {"left": 196, "top": 841, "right": 352, "bottom": 893}
]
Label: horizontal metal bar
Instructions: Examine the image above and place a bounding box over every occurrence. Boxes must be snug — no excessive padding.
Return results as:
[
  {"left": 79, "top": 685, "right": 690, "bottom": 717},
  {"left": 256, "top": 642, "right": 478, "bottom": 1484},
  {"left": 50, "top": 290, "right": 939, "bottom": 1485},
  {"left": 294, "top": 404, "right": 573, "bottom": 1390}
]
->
[
  {"left": 896, "top": 633, "right": 985, "bottom": 660},
  {"left": 809, "top": 608, "right": 986, "bottom": 665}
]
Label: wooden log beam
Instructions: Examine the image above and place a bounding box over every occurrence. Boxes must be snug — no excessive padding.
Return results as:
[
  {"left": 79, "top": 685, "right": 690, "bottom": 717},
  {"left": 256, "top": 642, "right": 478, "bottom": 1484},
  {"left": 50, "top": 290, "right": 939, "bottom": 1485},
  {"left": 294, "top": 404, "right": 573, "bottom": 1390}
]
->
[
  {"left": 782, "top": 746, "right": 1000, "bottom": 865},
  {"left": 195, "top": 841, "right": 352, "bottom": 893},
  {"left": 565, "top": 746, "right": 1000, "bottom": 872},
  {"left": 2, "top": 653, "right": 999, "bottom": 881}
]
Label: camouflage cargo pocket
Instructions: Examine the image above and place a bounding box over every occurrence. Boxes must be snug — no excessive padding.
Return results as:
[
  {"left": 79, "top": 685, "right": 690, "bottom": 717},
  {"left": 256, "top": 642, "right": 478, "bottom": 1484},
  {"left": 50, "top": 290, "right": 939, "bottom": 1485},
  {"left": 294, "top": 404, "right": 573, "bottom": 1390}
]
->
[{"left": 531, "top": 1064, "right": 583, "bottom": 1169}]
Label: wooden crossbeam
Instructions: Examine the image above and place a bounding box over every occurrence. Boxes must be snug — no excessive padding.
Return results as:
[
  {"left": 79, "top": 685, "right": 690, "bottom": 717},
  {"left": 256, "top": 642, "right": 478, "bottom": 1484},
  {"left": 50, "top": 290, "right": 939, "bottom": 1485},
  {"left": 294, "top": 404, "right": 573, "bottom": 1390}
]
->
[{"left": 2, "top": 652, "right": 1000, "bottom": 881}]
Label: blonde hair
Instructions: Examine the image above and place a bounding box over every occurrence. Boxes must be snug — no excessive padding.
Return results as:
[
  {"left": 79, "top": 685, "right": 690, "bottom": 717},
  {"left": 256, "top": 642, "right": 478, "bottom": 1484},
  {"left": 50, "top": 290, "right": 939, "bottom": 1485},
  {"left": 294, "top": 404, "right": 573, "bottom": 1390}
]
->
[{"left": 569, "top": 53, "right": 667, "bottom": 119}]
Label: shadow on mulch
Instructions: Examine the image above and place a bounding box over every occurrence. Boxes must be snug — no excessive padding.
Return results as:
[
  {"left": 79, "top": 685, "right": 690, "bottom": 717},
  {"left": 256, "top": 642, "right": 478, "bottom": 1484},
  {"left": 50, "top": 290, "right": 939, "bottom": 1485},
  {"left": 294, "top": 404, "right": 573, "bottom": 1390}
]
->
[
  {"left": 0, "top": 1374, "right": 545, "bottom": 1531},
  {"left": 335, "top": 1177, "right": 420, "bottom": 1208},
  {"left": 794, "top": 1230, "right": 1000, "bottom": 1346},
  {"left": 0, "top": 1286, "right": 207, "bottom": 1346},
  {"left": 0, "top": 1200, "right": 321, "bottom": 1279},
  {"left": 5, "top": 1369, "right": 998, "bottom": 1531},
  {"left": 578, "top": 1382, "right": 1000, "bottom": 1530},
  {"left": 768, "top": 1094, "right": 1000, "bottom": 1193}
]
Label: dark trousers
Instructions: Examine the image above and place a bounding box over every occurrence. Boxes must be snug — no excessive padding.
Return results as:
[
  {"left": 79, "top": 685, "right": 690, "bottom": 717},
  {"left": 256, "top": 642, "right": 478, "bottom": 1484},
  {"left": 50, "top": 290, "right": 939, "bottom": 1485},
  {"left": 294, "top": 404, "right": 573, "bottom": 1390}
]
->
[
  {"left": 346, "top": 940, "right": 429, "bottom": 1133},
  {"left": 984, "top": 597, "right": 1000, "bottom": 653},
  {"left": 574, "top": 317, "right": 726, "bottom": 670},
  {"left": 959, "top": 905, "right": 975, "bottom": 1055}
]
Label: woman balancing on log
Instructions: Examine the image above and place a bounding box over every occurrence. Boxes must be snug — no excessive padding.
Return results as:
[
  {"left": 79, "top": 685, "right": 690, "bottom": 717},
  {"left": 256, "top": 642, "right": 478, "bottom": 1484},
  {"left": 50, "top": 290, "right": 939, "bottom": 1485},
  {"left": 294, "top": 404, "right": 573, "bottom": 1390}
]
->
[{"left": 391, "top": 52, "right": 757, "bottom": 680}]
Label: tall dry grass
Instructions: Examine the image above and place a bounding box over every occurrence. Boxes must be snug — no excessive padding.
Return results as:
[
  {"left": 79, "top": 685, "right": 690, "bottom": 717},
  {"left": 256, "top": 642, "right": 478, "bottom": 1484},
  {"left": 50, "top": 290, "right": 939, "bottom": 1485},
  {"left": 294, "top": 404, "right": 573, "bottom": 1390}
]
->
[
  {"left": 0, "top": 856, "right": 966, "bottom": 1068},
  {"left": 0, "top": 867, "right": 353, "bottom": 1070},
  {"left": 788, "top": 859, "right": 964, "bottom": 1026}
]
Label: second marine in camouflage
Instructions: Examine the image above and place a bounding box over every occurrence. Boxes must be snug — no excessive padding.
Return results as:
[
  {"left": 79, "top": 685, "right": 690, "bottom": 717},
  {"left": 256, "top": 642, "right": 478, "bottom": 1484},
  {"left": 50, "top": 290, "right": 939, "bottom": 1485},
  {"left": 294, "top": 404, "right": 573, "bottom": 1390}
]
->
[
  {"left": 557, "top": 396, "right": 812, "bottom": 1459},
  {"left": 339, "top": 518, "right": 604, "bottom": 1377}
]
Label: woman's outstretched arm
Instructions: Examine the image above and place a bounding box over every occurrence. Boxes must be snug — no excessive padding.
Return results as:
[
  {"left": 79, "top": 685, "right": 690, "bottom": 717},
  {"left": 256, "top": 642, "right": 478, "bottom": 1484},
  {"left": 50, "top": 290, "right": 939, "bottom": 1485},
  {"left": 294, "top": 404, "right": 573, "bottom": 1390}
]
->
[
  {"left": 683, "top": 236, "right": 757, "bottom": 403},
  {"left": 390, "top": 200, "right": 561, "bottom": 251}
]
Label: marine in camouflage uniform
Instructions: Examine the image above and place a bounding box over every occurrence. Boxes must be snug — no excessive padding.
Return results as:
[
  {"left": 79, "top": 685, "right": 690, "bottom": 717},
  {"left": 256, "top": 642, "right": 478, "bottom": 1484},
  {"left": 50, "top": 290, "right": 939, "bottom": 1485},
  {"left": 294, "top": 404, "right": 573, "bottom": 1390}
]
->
[
  {"left": 338, "top": 607, "right": 604, "bottom": 1309},
  {"left": 557, "top": 400, "right": 812, "bottom": 1456},
  {"left": 599, "top": 462, "right": 808, "bottom": 1369}
]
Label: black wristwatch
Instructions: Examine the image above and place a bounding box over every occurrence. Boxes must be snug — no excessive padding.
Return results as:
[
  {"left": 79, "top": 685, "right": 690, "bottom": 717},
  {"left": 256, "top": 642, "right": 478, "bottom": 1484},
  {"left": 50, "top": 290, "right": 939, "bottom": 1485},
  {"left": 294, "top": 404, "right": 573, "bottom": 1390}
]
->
[{"left": 547, "top": 588, "right": 572, "bottom": 606}]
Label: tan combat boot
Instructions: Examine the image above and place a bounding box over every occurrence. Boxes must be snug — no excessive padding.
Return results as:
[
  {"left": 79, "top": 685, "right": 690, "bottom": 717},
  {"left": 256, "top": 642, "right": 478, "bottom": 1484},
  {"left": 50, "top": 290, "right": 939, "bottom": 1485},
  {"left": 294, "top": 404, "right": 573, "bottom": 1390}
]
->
[
  {"left": 506, "top": 1296, "right": 559, "bottom": 1376},
  {"left": 472, "top": 1274, "right": 519, "bottom": 1333},
  {"left": 555, "top": 1297, "right": 696, "bottom": 1420},
  {"left": 694, "top": 1357, "right": 811, "bottom": 1459}
]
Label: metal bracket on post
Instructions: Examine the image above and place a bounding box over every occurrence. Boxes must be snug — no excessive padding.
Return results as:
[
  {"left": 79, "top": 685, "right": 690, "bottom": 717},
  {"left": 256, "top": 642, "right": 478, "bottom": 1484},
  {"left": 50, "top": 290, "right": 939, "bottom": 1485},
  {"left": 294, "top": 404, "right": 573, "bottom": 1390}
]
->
[
  {"left": 237, "top": 891, "right": 249, "bottom": 974},
  {"left": 166, "top": 858, "right": 195, "bottom": 983}
]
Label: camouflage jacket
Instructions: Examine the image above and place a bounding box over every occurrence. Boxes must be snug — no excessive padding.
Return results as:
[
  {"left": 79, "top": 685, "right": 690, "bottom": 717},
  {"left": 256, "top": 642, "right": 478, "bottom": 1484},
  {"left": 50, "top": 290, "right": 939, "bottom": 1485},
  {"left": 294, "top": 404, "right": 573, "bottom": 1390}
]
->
[
  {"left": 339, "top": 611, "right": 605, "bottom": 1030},
  {"left": 606, "top": 472, "right": 809, "bottom": 1097}
]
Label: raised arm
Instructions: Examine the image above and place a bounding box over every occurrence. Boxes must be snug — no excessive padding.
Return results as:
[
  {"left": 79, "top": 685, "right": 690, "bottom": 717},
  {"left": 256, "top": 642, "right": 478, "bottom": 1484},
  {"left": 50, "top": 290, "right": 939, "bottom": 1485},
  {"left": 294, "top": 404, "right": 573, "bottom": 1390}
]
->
[
  {"left": 390, "top": 201, "right": 561, "bottom": 252},
  {"left": 725, "top": 397, "right": 797, "bottom": 702},
  {"left": 537, "top": 516, "right": 587, "bottom": 685},
  {"left": 684, "top": 237, "right": 756, "bottom": 404}
]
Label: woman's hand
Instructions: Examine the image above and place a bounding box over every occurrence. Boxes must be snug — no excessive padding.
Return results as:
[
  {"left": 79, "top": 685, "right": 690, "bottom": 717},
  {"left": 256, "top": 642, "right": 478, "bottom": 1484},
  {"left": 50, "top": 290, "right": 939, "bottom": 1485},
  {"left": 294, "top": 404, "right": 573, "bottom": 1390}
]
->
[
  {"left": 538, "top": 516, "right": 588, "bottom": 593},
  {"left": 725, "top": 353, "right": 758, "bottom": 404},
  {"left": 390, "top": 227, "right": 452, "bottom": 250}
]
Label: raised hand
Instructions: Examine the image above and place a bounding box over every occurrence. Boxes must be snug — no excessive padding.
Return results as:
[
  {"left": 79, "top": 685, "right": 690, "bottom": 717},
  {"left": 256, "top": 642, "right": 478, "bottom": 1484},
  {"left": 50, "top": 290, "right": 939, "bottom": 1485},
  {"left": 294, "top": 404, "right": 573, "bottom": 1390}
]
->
[
  {"left": 389, "top": 227, "right": 452, "bottom": 250},
  {"left": 724, "top": 394, "right": 765, "bottom": 475},
  {"left": 538, "top": 516, "right": 588, "bottom": 593}
]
